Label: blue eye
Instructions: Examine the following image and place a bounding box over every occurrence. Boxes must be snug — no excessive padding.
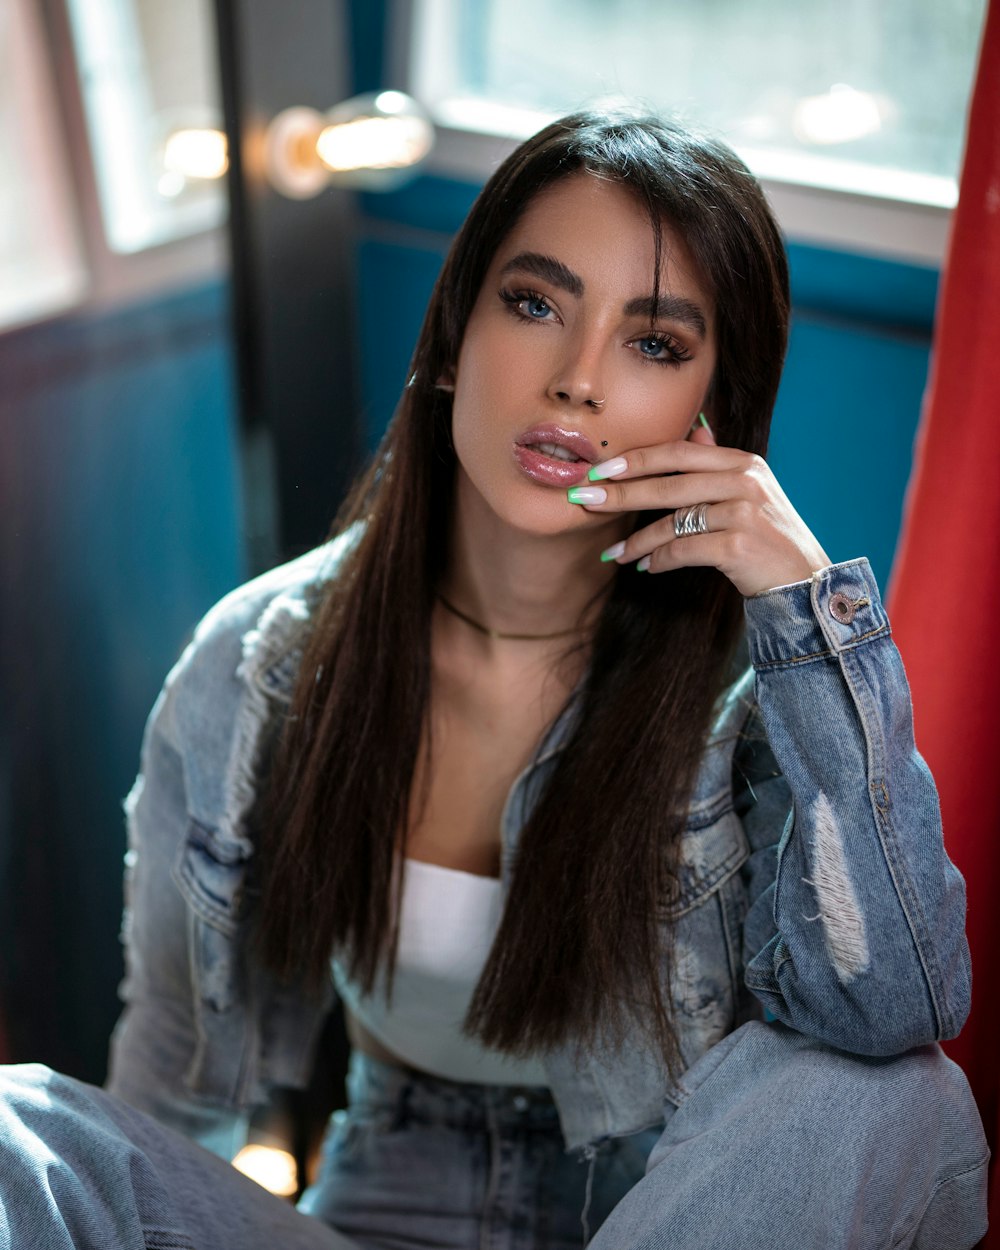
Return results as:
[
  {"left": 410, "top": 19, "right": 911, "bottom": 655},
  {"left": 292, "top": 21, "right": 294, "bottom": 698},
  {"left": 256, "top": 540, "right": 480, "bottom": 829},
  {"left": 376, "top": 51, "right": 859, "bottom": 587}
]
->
[
  {"left": 630, "top": 333, "right": 693, "bottom": 367},
  {"left": 499, "top": 287, "right": 558, "bottom": 323},
  {"left": 637, "top": 337, "right": 666, "bottom": 357}
]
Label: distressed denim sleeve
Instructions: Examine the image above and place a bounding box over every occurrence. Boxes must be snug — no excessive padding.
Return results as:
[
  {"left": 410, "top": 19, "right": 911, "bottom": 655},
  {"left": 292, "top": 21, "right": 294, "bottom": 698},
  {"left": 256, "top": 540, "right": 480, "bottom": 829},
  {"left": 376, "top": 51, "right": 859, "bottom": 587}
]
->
[
  {"left": 104, "top": 675, "right": 251, "bottom": 1161},
  {"left": 736, "top": 557, "right": 970, "bottom": 1055}
]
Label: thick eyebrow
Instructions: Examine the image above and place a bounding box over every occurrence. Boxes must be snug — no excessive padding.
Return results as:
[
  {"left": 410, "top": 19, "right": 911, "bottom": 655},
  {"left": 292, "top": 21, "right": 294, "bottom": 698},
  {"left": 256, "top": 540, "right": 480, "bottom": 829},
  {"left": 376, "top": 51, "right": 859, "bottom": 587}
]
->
[
  {"left": 499, "top": 252, "right": 583, "bottom": 297},
  {"left": 499, "top": 251, "right": 708, "bottom": 341},
  {"left": 623, "top": 294, "right": 708, "bottom": 341}
]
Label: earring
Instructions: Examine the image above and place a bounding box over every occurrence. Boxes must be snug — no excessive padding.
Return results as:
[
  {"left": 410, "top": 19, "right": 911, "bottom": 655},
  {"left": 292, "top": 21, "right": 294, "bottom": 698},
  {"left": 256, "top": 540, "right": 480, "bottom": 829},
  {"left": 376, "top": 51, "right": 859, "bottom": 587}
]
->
[{"left": 435, "top": 382, "right": 455, "bottom": 392}]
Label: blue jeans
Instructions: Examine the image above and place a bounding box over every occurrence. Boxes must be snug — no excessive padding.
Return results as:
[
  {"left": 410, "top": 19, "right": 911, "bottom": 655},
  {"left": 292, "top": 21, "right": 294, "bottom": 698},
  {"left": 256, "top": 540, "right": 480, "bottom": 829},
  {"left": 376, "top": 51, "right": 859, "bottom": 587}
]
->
[
  {"left": 297, "top": 1050, "right": 657, "bottom": 1246},
  {"left": 0, "top": 1023, "right": 988, "bottom": 1249}
]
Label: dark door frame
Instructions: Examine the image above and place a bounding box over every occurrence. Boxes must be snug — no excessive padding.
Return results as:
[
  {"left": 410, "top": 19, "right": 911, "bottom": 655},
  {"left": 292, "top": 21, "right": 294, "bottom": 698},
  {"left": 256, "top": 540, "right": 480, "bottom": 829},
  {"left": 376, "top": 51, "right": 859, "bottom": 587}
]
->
[{"left": 214, "top": 0, "right": 366, "bottom": 570}]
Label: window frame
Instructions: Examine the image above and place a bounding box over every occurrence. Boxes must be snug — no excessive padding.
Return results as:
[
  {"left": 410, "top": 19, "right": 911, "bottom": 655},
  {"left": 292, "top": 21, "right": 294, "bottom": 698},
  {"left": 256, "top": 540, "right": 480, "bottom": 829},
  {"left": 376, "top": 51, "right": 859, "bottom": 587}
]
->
[
  {"left": 392, "top": 0, "right": 957, "bottom": 268},
  {"left": 0, "top": 0, "right": 88, "bottom": 331},
  {"left": 3, "top": 0, "right": 227, "bottom": 336}
]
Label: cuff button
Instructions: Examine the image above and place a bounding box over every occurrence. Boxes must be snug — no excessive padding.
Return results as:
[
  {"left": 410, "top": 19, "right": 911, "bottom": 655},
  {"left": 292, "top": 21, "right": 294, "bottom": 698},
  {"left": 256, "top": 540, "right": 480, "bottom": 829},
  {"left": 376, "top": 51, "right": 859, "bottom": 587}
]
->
[{"left": 829, "top": 592, "right": 856, "bottom": 624}]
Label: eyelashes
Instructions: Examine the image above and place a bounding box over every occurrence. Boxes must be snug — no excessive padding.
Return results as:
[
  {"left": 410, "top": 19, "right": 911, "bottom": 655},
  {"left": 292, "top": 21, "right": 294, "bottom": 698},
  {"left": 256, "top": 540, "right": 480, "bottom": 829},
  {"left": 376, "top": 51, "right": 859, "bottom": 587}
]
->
[
  {"left": 632, "top": 333, "right": 693, "bottom": 367},
  {"left": 497, "top": 286, "right": 693, "bottom": 368},
  {"left": 498, "top": 286, "right": 554, "bottom": 321}
]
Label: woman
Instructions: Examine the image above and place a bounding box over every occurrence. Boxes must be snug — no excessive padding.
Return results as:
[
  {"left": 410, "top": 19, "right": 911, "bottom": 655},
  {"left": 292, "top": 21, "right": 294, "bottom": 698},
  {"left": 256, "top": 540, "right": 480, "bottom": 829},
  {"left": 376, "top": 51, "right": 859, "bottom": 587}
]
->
[{"left": 0, "top": 111, "right": 988, "bottom": 1249}]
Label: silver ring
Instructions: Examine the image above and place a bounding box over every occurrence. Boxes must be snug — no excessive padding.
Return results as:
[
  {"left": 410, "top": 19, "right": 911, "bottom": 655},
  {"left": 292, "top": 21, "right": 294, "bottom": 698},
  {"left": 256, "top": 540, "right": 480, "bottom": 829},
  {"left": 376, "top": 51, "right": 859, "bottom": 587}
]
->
[{"left": 673, "top": 502, "right": 711, "bottom": 538}]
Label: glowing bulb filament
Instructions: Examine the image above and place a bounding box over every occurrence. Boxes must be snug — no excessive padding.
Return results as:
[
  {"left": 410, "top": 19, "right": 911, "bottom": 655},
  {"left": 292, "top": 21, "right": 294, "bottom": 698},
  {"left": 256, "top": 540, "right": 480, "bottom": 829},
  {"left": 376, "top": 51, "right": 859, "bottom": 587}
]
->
[{"left": 316, "top": 115, "right": 433, "bottom": 173}]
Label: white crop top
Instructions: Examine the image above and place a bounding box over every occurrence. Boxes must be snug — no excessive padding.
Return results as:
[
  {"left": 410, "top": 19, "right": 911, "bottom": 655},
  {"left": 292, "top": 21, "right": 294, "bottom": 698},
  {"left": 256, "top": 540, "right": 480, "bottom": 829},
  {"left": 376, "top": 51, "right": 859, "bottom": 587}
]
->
[{"left": 331, "top": 858, "right": 548, "bottom": 1086}]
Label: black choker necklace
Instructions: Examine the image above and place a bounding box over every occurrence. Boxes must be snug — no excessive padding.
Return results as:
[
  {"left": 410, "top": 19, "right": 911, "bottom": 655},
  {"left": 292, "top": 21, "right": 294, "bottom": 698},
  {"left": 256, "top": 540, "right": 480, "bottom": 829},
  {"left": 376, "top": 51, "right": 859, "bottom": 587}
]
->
[{"left": 437, "top": 593, "right": 584, "bottom": 641}]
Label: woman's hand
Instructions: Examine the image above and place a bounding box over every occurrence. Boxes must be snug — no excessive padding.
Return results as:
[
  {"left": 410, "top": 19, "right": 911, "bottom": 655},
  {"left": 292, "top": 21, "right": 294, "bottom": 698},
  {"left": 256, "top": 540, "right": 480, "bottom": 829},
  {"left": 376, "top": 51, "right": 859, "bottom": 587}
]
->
[{"left": 572, "top": 422, "right": 832, "bottom": 598}]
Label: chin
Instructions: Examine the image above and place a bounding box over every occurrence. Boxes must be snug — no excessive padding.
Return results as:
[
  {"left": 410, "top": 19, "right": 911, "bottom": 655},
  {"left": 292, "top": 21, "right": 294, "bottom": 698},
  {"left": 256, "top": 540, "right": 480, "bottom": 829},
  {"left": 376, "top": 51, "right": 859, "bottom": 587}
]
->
[
  {"left": 492, "top": 484, "right": 606, "bottom": 540},
  {"left": 455, "top": 459, "right": 604, "bottom": 541}
]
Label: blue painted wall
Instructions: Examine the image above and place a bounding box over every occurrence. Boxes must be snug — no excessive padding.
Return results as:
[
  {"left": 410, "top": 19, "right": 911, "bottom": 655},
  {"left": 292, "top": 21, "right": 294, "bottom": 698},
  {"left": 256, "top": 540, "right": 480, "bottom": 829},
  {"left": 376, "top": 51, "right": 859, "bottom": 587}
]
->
[
  {"left": 0, "top": 282, "right": 245, "bottom": 1079},
  {"left": 771, "top": 308, "right": 932, "bottom": 586}
]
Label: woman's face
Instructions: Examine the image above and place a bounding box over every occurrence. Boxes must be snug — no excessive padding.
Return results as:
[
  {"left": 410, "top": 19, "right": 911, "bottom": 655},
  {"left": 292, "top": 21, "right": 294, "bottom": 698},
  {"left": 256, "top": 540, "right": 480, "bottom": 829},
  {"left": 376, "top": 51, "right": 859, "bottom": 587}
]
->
[{"left": 450, "top": 172, "right": 718, "bottom": 539}]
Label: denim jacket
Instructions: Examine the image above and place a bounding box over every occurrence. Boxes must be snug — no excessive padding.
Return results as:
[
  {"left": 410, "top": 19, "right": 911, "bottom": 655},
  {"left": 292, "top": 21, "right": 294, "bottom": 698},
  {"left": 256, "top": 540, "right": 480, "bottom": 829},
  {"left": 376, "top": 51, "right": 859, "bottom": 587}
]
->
[{"left": 105, "top": 530, "right": 971, "bottom": 1156}]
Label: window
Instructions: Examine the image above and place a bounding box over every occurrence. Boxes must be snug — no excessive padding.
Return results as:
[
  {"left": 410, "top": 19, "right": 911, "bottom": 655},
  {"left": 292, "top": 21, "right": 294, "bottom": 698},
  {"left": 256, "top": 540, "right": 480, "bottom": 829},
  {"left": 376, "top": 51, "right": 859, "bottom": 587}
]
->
[
  {"left": 66, "top": 0, "right": 225, "bottom": 253},
  {"left": 0, "top": 0, "right": 87, "bottom": 330},
  {"left": 408, "top": 0, "right": 987, "bottom": 260}
]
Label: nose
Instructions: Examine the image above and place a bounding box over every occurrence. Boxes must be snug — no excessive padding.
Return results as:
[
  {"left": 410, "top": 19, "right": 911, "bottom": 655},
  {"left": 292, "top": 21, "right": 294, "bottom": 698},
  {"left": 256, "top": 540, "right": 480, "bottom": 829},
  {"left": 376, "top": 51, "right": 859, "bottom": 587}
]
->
[{"left": 546, "top": 342, "right": 606, "bottom": 411}]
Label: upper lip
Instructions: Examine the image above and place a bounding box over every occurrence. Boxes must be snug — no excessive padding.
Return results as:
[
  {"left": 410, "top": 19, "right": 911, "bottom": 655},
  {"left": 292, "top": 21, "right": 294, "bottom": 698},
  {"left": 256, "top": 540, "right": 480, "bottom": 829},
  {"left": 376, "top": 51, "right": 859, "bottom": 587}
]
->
[{"left": 514, "top": 424, "right": 599, "bottom": 464}]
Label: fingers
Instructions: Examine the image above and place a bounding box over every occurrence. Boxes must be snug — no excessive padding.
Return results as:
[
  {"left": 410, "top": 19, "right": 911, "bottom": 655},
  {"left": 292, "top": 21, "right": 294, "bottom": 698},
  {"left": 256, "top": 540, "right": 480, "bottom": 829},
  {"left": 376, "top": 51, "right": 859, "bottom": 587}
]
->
[
  {"left": 602, "top": 500, "right": 746, "bottom": 567},
  {"left": 578, "top": 429, "right": 829, "bottom": 596},
  {"left": 573, "top": 435, "right": 769, "bottom": 518},
  {"left": 634, "top": 527, "right": 826, "bottom": 596},
  {"left": 569, "top": 467, "right": 760, "bottom": 514},
  {"left": 587, "top": 437, "right": 753, "bottom": 484},
  {"left": 636, "top": 531, "right": 740, "bottom": 574},
  {"left": 686, "top": 420, "right": 717, "bottom": 446},
  {"left": 599, "top": 492, "right": 830, "bottom": 598}
]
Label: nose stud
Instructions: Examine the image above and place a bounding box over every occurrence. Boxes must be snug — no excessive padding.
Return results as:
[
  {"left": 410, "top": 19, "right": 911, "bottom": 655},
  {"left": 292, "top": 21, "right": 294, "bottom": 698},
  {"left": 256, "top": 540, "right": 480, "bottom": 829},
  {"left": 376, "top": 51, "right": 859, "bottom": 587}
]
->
[{"left": 587, "top": 396, "right": 606, "bottom": 410}]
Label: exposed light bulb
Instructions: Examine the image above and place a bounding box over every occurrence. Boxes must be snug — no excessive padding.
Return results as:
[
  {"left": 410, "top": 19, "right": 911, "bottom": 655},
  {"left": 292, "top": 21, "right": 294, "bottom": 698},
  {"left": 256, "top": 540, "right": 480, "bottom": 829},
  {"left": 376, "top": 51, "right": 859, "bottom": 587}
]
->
[
  {"left": 265, "top": 92, "right": 434, "bottom": 198},
  {"left": 316, "top": 114, "right": 433, "bottom": 173}
]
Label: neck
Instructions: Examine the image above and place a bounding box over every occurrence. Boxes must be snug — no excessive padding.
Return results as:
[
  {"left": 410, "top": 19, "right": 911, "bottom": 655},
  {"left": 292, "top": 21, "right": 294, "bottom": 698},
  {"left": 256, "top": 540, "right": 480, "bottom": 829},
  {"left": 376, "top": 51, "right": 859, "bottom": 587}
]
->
[{"left": 438, "top": 471, "right": 629, "bottom": 653}]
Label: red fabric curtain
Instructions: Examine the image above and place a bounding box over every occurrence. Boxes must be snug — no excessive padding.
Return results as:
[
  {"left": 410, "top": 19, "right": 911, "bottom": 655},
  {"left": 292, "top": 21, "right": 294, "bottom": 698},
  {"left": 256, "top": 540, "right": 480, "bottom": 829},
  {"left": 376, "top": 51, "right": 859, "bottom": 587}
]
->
[{"left": 887, "top": 0, "right": 1000, "bottom": 1238}]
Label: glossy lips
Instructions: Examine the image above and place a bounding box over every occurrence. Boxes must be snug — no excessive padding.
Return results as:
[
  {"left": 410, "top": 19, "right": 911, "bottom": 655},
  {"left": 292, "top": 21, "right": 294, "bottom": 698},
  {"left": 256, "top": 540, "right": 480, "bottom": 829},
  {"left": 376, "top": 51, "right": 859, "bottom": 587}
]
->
[{"left": 514, "top": 424, "right": 599, "bottom": 487}]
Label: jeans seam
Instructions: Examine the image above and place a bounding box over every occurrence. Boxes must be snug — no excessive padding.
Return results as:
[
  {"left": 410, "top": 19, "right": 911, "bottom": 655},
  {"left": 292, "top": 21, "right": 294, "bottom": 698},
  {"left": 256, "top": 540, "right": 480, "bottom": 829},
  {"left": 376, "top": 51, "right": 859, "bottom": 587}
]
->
[
  {"left": 143, "top": 1227, "right": 196, "bottom": 1250},
  {"left": 753, "top": 625, "right": 891, "bottom": 671},
  {"left": 667, "top": 1024, "right": 749, "bottom": 1109},
  {"left": 889, "top": 1152, "right": 990, "bottom": 1249}
]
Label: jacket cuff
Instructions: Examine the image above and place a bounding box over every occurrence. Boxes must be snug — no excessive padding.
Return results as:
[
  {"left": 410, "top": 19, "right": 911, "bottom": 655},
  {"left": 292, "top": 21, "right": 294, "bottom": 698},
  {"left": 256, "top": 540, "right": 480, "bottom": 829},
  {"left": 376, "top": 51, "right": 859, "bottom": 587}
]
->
[{"left": 744, "top": 557, "right": 890, "bottom": 668}]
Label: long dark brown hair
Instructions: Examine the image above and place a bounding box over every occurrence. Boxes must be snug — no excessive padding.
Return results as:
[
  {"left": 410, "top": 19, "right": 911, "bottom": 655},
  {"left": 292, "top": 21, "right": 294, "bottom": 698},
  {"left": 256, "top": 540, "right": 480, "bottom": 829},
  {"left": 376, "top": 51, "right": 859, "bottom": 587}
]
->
[{"left": 256, "top": 111, "right": 789, "bottom": 1076}]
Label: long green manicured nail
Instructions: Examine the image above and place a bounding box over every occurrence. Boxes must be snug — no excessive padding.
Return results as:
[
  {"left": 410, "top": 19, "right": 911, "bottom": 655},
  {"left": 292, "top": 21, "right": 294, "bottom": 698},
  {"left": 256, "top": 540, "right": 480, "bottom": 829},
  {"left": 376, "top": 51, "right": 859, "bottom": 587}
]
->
[
  {"left": 567, "top": 486, "right": 607, "bottom": 505},
  {"left": 636, "top": 555, "right": 651, "bottom": 572},
  {"left": 697, "top": 411, "right": 710, "bottom": 430},
  {"left": 588, "top": 456, "right": 628, "bottom": 481},
  {"left": 600, "top": 541, "right": 626, "bottom": 562}
]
